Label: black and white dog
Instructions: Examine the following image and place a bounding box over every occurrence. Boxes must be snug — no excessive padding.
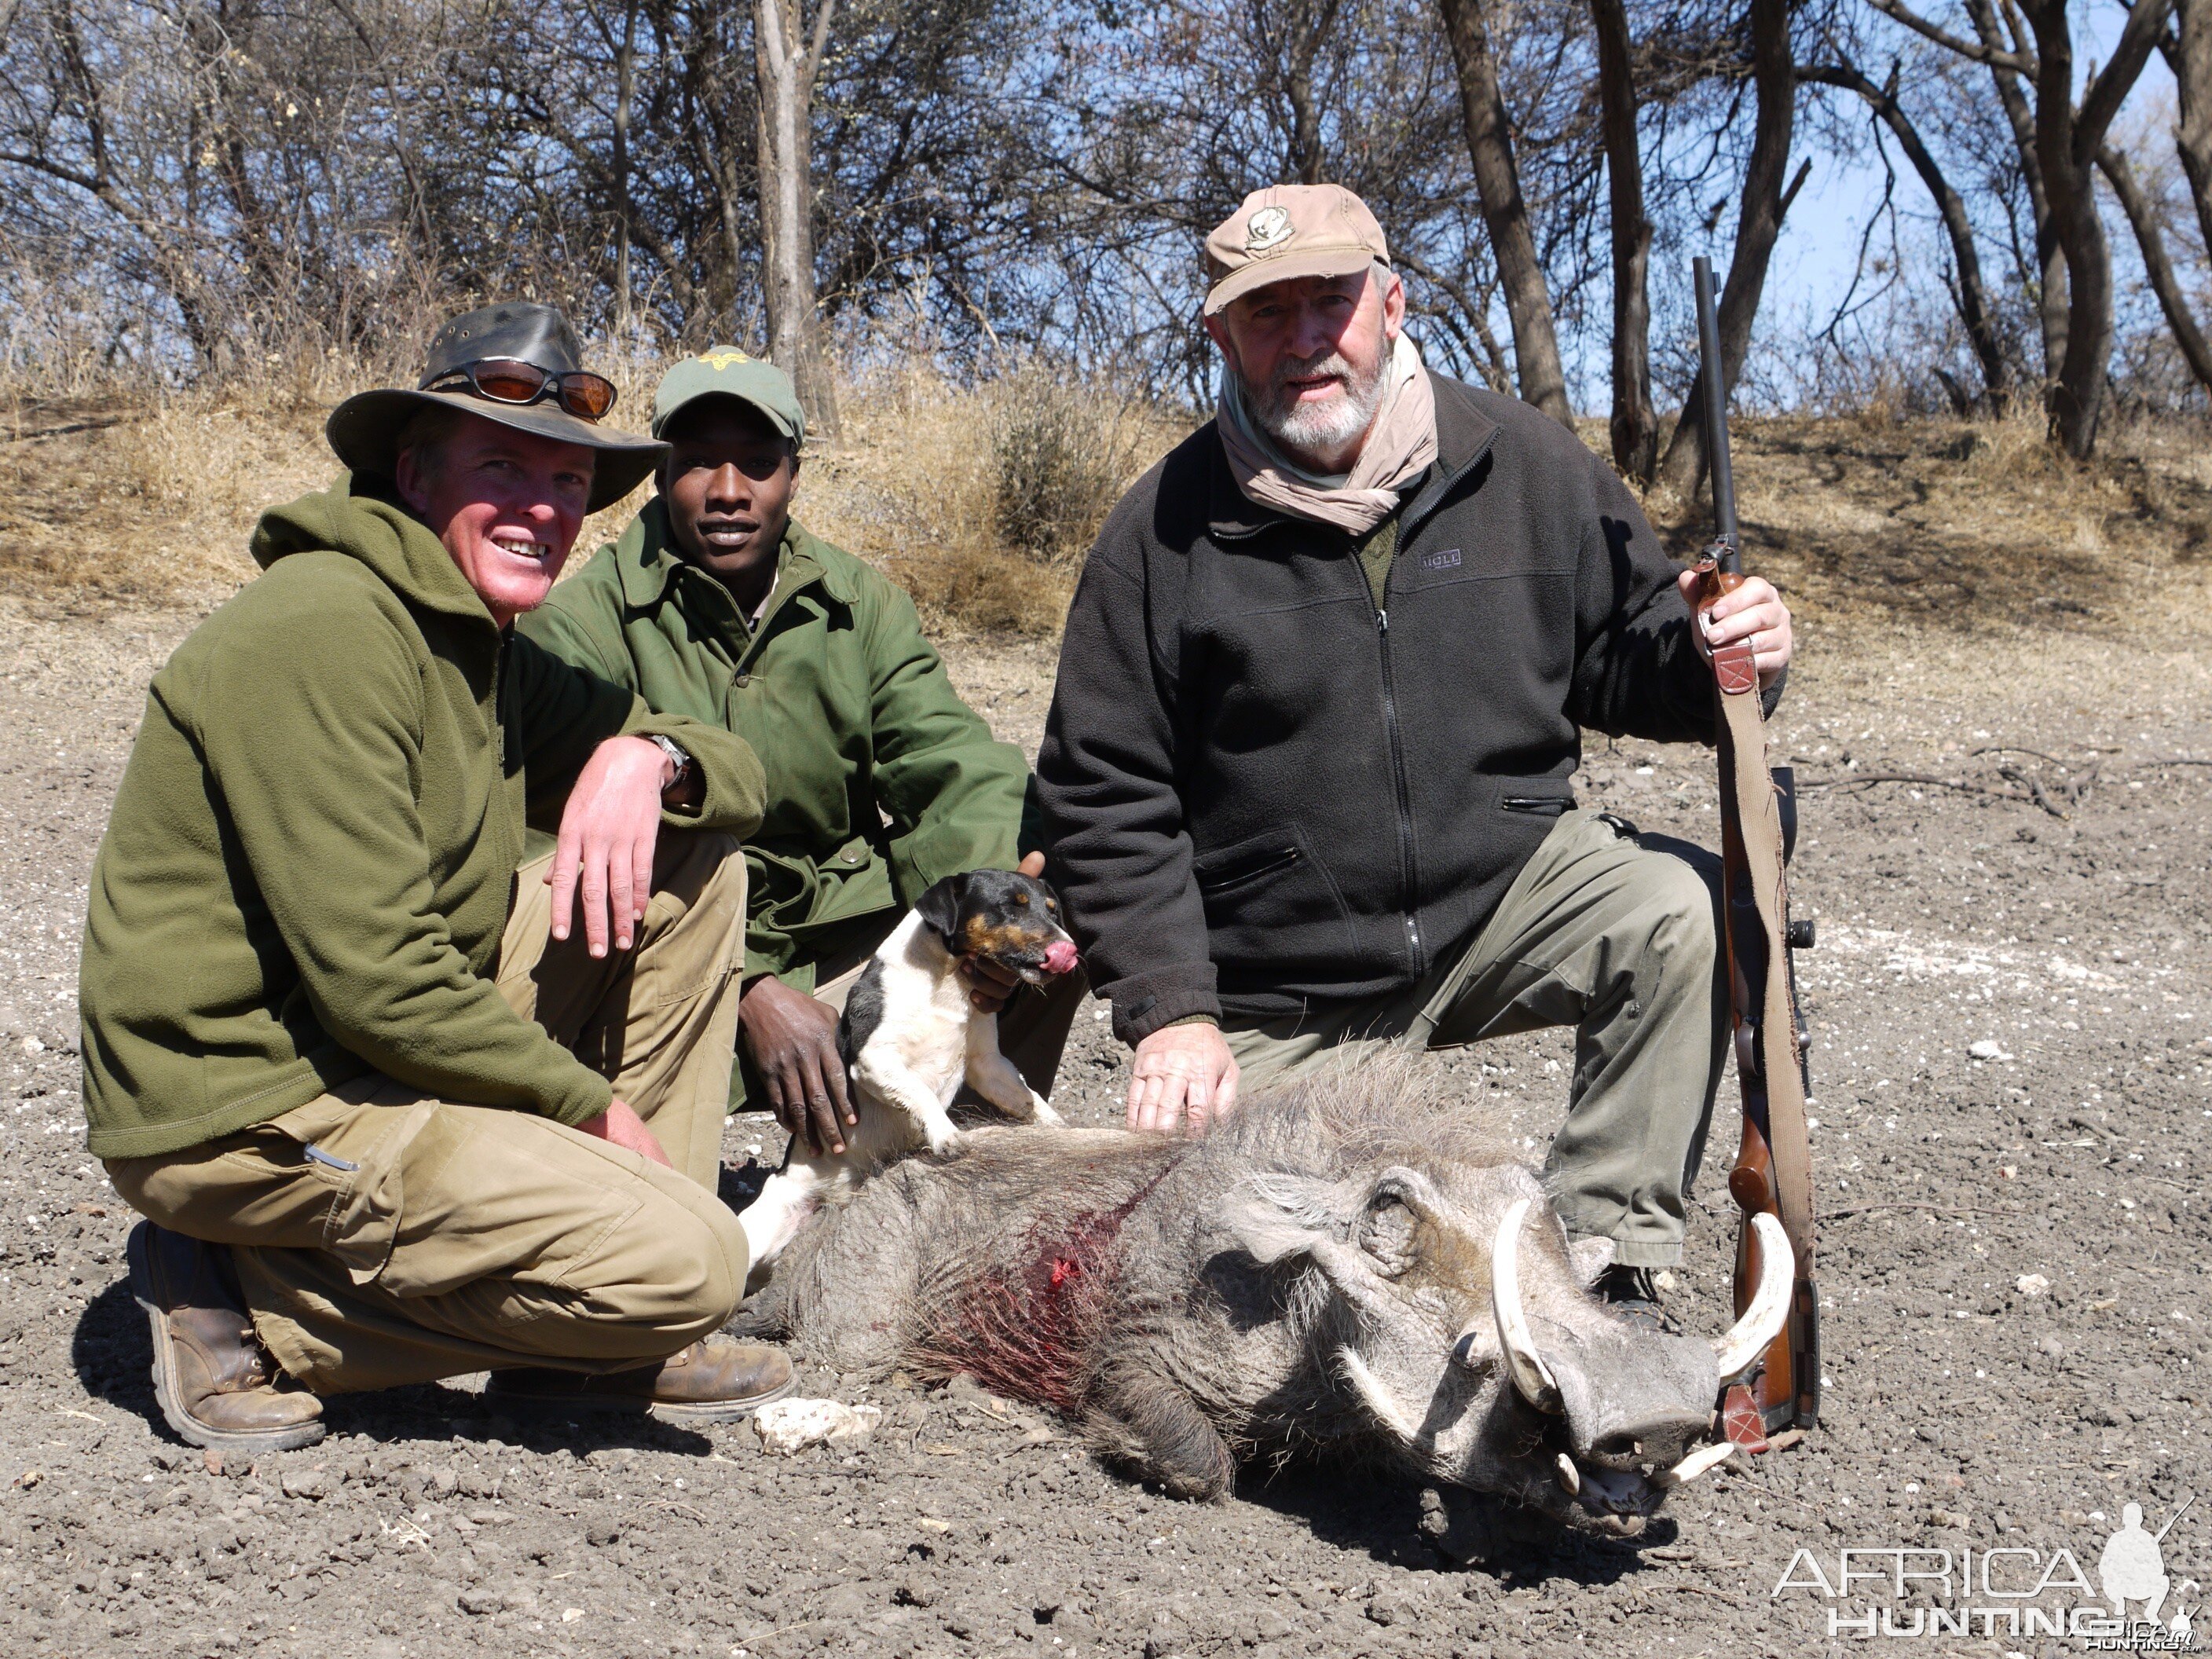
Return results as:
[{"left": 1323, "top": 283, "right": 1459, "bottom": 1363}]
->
[{"left": 736, "top": 868, "right": 1080, "bottom": 1277}]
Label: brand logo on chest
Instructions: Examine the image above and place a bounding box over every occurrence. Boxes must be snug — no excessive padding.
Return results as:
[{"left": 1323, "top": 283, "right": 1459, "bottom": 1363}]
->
[{"left": 1419, "top": 547, "right": 1463, "bottom": 573}]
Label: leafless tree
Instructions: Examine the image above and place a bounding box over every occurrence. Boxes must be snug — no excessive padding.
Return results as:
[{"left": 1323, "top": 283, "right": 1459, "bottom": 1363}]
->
[
  {"left": 1437, "top": 0, "right": 1575, "bottom": 423},
  {"left": 1657, "top": 0, "right": 1807, "bottom": 493},
  {"left": 1869, "top": 0, "right": 2173, "bottom": 454},
  {"left": 1591, "top": 0, "right": 1656, "bottom": 475},
  {"left": 1800, "top": 56, "right": 2011, "bottom": 409},
  {"left": 755, "top": 0, "right": 841, "bottom": 434}
]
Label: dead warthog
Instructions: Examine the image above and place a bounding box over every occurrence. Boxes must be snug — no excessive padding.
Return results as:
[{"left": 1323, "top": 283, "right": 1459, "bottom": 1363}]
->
[{"left": 750, "top": 1066, "right": 1789, "bottom": 1533}]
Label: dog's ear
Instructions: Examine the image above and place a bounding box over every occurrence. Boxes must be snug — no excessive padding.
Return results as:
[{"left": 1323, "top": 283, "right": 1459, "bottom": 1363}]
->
[{"left": 911, "top": 875, "right": 966, "bottom": 951}]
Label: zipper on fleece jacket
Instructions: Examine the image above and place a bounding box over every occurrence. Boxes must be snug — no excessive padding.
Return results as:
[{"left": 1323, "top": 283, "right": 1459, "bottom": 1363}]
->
[{"left": 1360, "top": 556, "right": 1424, "bottom": 979}]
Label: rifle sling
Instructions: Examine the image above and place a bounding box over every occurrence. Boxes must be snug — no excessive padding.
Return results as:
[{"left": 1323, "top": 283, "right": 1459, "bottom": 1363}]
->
[{"left": 1711, "top": 640, "right": 1817, "bottom": 1270}]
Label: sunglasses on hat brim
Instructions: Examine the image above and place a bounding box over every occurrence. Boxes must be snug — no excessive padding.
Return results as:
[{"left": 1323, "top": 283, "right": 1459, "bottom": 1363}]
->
[{"left": 421, "top": 357, "right": 619, "bottom": 422}]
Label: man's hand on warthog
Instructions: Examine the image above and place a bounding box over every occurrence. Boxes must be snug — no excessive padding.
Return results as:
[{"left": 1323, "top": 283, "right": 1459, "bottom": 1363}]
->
[
  {"left": 548, "top": 734, "right": 679, "bottom": 958},
  {"left": 577, "top": 1097, "right": 673, "bottom": 1167},
  {"left": 1675, "top": 569, "right": 1793, "bottom": 690},
  {"left": 1127, "top": 1021, "right": 1240, "bottom": 1137},
  {"left": 741, "top": 975, "right": 855, "bottom": 1155},
  {"left": 957, "top": 851, "right": 1051, "bottom": 1013}
]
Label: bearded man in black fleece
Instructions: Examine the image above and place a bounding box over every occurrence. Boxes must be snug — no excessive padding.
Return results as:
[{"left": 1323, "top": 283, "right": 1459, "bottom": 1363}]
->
[{"left": 1035, "top": 185, "right": 1796, "bottom": 1324}]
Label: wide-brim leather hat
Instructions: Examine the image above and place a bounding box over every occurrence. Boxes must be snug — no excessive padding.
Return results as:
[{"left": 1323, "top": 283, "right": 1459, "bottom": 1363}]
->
[{"left": 327, "top": 302, "right": 665, "bottom": 514}]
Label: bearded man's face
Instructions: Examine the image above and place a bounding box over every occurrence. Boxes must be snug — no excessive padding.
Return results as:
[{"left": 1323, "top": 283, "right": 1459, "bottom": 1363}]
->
[{"left": 1208, "top": 267, "right": 1404, "bottom": 468}]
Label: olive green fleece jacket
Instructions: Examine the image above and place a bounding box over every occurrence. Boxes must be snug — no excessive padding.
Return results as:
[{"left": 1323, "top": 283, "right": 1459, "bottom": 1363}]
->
[
  {"left": 79, "top": 477, "right": 767, "bottom": 1161},
  {"left": 518, "top": 504, "right": 1029, "bottom": 994}
]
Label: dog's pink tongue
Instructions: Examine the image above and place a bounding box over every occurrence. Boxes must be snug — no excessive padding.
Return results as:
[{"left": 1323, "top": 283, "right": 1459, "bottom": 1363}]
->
[{"left": 1043, "top": 939, "right": 1079, "bottom": 976}]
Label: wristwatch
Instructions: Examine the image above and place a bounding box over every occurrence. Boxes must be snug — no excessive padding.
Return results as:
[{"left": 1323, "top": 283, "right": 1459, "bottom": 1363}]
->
[{"left": 645, "top": 733, "right": 692, "bottom": 790}]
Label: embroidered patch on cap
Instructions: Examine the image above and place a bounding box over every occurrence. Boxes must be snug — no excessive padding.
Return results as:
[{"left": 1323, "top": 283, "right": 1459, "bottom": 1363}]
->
[
  {"left": 1244, "top": 206, "right": 1293, "bottom": 254},
  {"left": 701, "top": 350, "right": 751, "bottom": 369}
]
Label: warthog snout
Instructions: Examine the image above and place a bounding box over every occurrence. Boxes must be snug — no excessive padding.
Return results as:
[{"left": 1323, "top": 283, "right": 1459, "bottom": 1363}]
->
[{"left": 1486, "top": 1198, "right": 1796, "bottom": 1527}]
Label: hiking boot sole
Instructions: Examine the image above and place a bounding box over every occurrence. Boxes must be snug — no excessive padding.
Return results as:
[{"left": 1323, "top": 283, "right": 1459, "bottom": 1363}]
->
[
  {"left": 486, "top": 1371, "right": 796, "bottom": 1426},
  {"left": 126, "top": 1224, "right": 326, "bottom": 1455}
]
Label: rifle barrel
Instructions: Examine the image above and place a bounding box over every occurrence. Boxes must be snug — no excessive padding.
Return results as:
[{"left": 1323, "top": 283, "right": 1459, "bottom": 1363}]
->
[
  {"left": 2155, "top": 1493, "right": 2196, "bottom": 1544},
  {"left": 1694, "top": 255, "right": 1741, "bottom": 572}
]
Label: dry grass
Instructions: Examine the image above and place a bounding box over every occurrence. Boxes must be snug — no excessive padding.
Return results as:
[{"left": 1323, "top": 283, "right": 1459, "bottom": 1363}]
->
[
  {"left": 1635, "top": 405, "right": 2212, "bottom": 643},
  {"left": 0, "top": 355, "right": 1185, "bottom": 635},
  {"left": 4, "top": 363, "right": 2207, "bottom": 650},
  {"left": 801, "top": 359, "right": 1185, "bottom": 637}
]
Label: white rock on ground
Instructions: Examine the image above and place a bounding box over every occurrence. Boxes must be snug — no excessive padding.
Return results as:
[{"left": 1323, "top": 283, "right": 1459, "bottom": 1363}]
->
[{"left": 753, "top": 1397, "right": 882, "bottom": 1456}]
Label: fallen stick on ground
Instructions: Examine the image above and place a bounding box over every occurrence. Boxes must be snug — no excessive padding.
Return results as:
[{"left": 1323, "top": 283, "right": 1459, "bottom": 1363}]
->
[{"left": 1800, "top": 771, "right": 2064, "bottom": 815}]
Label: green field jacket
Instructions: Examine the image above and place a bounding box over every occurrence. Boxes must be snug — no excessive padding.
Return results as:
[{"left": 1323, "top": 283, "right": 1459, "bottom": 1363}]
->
[
  {"left": 79, "top": 478, "right": 766, "bottom": 1160},
  {"left": 519, "top": 503, "right": 1030, "bottom": 996}
]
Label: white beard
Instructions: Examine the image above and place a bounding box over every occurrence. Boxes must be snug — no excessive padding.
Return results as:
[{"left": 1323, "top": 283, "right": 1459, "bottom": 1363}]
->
[{"left": 1250, "top": 345, "right": 1390, "bottom": 463}]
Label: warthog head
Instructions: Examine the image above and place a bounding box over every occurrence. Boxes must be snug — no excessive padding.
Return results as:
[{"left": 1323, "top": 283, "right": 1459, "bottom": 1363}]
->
[{"left": 1225, "top": 1160, "right": 1790, "bottom": 1535}]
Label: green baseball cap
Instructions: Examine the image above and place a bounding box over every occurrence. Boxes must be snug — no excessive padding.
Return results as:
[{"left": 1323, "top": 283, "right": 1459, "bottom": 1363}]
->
[{"left": 650, "top": 347, "right": 808, "bottom": 446}]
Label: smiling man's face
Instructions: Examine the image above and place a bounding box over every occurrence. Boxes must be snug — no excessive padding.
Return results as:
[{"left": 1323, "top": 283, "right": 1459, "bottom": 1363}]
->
[
  {"left": 1206, "top": 266, "right": 1405, "bottom": 472},
  {"left": 658, "top": 397, "right": 798, "bottom": 603},
  {"left": 396, "top": 414, "right": 595, "bottom": 627}
]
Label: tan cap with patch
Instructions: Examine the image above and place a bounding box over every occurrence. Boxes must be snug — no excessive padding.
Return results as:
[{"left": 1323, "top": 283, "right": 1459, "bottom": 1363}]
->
[{"left": 1202, "top": 185, "right": 1390, "bottom": 317}]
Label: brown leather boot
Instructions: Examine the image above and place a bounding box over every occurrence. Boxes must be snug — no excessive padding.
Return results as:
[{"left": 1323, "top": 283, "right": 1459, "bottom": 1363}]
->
[
  {"left": 486, "top": 1335, "right": 794, "bottom": 1424},
  {"left": 126, "top": 1221, "right": 324, "bottom": 1452}
]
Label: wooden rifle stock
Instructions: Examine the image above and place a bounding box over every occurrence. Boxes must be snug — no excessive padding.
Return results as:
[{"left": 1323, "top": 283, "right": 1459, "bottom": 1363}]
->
[{"left": 1692, "top": 255, "right": 1820, "bottom": 1436}]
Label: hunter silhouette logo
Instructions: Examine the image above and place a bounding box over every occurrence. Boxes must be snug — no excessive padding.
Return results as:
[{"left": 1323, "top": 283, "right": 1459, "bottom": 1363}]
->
[
  {"left": 1771, "top": 1492, "right": 2197, "bottom": 1647},
  {"left": 700, "top": 350, "right": 751, "bottom": 370},
  {"left": 1243, "top": 206, "right": 1292, "bottom": 254},
  {"left": 2100, "top": 1499, "right": 2196, "bottom": 1634}
]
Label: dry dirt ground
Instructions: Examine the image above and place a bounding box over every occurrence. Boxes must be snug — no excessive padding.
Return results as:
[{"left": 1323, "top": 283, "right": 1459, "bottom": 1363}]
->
[{"left": 0, "top": 414, "right": 2208, "bottom": 1656}]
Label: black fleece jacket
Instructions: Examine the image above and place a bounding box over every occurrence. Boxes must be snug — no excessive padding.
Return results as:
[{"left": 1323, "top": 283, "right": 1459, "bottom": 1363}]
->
[{"left": 1038, "top": 372, "right": 1774, "bottom": 1046}]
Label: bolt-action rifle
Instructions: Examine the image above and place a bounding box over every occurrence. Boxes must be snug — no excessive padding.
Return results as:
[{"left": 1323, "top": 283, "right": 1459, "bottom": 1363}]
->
[{"left": 1690, "top": 255, "right": 1819, "bottom": 1437}]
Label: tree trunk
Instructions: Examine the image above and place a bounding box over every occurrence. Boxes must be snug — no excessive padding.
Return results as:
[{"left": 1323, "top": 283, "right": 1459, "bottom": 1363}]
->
[
  {"left": 1657, "top": 0, "right": 1797, "bottom": 496},
  {"left": 1591, "top": 0, "right": 1654, "bottom": 481},
  {"left": 2097, "top": 144, "right": 2212, "bottom": 394},
  {"left": 2167, "top": 0, "right": 2212, "bottom": 266},
  {"left": 2018, "top": 0, "right": 2171, "bottom": 457},
  {"left": 1435, "top": 0, "right": 1573, "bottom": 427},
  {"left": 1801, "top": 61, "right": 2010, "bottom": 412},
  {"left": 753, "top": 0, "right": 840, "bottom": 438},
  {"left": 1963, "top": 0, "right": 2067, "bottom": 385},
  {"left": 611, "top": 0, "right": 639, "bottom": 339}
]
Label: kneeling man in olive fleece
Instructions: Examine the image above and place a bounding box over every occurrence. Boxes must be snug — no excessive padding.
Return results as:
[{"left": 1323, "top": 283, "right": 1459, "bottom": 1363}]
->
[{"left": 81, "top": 303, "right": 790, "bottom": 1451}]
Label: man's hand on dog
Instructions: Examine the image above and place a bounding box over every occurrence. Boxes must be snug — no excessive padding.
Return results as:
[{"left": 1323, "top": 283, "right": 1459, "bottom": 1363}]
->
[
  {"left": 548, "top": 734, "right": 681, "bottom": 958},
  {"left": 741, "top": 976, "right": 855, "bottom": 1155},
  {"left": 1128, "top": 1021, "right": 1240, "bottom": 1137},
  {"left": 957, "top": 852, "right": 1050, "bottom": 1013},
  {"left": 577, "top": 1097, "right": 673, "bottom": 1166}
]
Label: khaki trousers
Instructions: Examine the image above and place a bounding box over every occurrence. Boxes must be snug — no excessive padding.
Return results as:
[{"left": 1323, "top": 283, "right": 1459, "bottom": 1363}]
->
[
  {"left": 1222, "top": 810, "right": 1726, "bottom": 1268},
  {"left": 107, "top": 831, "right": 750, "bottom": 1394}
]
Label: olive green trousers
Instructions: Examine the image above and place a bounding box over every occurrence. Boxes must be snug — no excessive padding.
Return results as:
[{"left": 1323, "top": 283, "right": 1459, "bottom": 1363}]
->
[
  {"left": 107, "top": 832, "right": 750, "bottom": 1394},
  {"left": 1222, "top": 810, "right": 1727, "bottom": 1268}
]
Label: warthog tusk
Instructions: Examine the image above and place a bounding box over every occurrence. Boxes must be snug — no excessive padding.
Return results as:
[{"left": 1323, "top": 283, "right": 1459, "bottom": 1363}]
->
[
  {"left": 1710, "top": 1212, "right": 1794, "bottom": 1382},
  {"left": 1654, "top": 1439, "right": 1740, "bottom": 1488},
  {"left": 1492, "top": 1197, "right": 1562, "bottom": 1412},
  {"left": 1554, "top": 1452, "right": 1580, "bottom": 1496}
]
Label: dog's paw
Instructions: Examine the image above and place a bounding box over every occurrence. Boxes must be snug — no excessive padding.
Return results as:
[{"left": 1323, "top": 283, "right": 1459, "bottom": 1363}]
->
[
  {"left": 922, "top": 1122, "right": 964, "bottom": 1157},
  {"left": 1028, "top": 1094, "right": 1064, "bottom": 1127}
]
